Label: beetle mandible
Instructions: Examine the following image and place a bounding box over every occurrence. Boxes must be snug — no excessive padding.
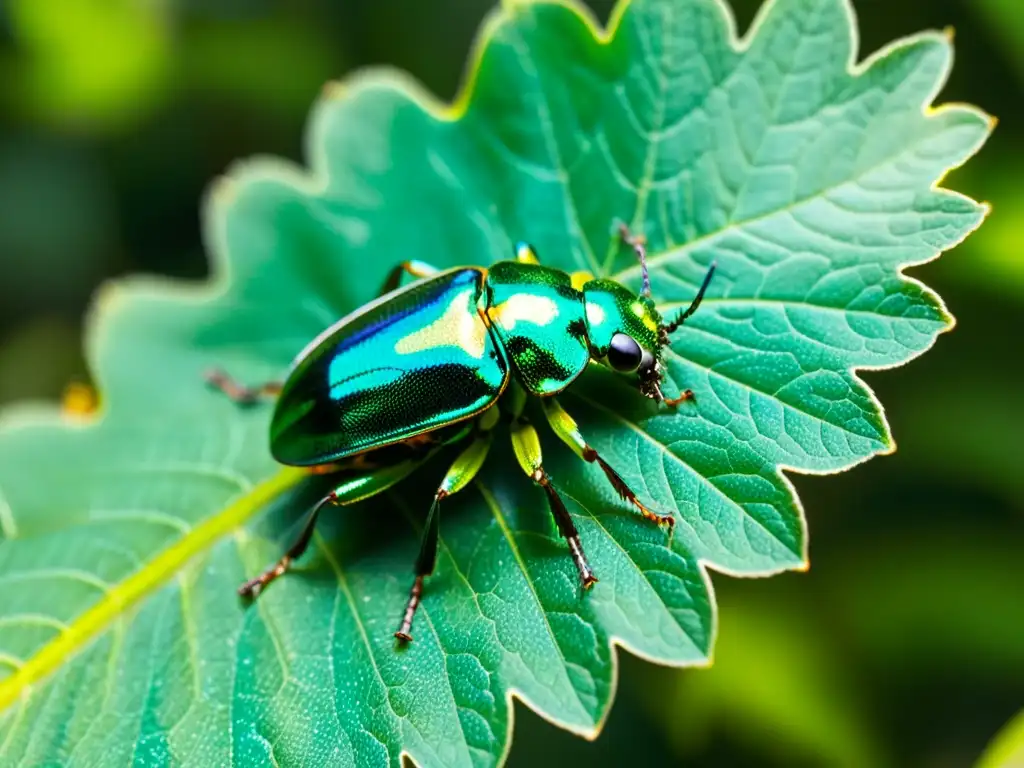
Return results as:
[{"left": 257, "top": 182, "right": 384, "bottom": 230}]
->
[{"left": 207, "top": 223, "right": 716, "bottom": 642}]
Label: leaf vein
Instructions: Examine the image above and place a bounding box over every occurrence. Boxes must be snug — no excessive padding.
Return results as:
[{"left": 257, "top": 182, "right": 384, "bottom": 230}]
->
[
  {"left": 612, "top": 121, "right": 977, "bottom": 284},
  {"left": 571, "top": 391, "right": 799, "bottom": 558},
  {"left": 475, "top": 480, "right": 595, "bottom": 723},
  {"left": 312, "top": 534, "right": 397, "bottom": 766},
  {"left": 507, "top": 26, "right": 601, "bottom": 275}
]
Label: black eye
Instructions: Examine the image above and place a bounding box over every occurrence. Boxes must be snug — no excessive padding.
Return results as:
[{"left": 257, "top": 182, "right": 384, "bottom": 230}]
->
[{"left": 607, "top": 333, "right": 643, "bottom": 372}]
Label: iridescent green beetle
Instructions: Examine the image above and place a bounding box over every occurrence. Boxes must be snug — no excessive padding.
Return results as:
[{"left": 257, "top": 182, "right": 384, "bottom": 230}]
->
[{"left": 207, "top": 225, "right": 715, "bottom": 642}]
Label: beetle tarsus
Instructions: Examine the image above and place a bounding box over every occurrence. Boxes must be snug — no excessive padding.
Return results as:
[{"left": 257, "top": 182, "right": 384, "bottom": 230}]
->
[
  {"left": 568, "top": 536, "right": 598, "bottom": 590},
  {"left": 634, "top": 497, "right": 675, "bottom": 532},
  {"left": 536, "top": 470, "right": 599, "bottom": 589},
  {"left": 238, "top": 555, "right": 293, "bottom": 599},
  {"left": 237, "top": 493, "right": 334, "bottom": 602},
  {"left": 395, "top": 574, "right": 425, "bottom": 643},
  {"left": 589, "top": 452, "right": 675, "bottom": 531},
  {"left": 663, "top": 389, "right": 694, "bottom": 407},
  {"left": 205, "top": 368, "right": 282, "bottom": 406},
  {"left": 542, "top": 401, "right": 676, "bottom": 539}
]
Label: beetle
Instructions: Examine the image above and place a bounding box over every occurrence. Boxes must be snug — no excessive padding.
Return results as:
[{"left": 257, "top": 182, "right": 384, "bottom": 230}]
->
[{"left": 207, "top": 224, "right": 715, "bottom": 642}]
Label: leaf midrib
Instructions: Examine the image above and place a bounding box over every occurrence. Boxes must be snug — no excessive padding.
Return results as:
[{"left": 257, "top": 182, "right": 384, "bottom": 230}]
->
[
  {"left": 507, "top": 23, "right": 602, "bottom": 276},
  {"left": 0, "top": 467, "right": 308, "bottom": 715},
  {"left": 605, "top": 0, "right": 670, "bottom": 275}
]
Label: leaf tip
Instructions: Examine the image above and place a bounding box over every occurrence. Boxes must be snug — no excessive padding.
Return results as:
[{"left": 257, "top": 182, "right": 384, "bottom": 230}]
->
[
  {"left": 209, "top": 173, "right": 239, "bottom": 209},
  {"left": 60, "top": 381, "right": 100, "bottom": 420},
  {"left": 321, "top": 79, "right": 347, "bottom": 101},
  {"left": 90, "top": 279, "right": 127, "bottom": 321},
  {"left": 500, "top": 0, "right": 532, "bottom": 12},
  {"left": 879, "top": 439, "right": 898, "bottom": 457}
]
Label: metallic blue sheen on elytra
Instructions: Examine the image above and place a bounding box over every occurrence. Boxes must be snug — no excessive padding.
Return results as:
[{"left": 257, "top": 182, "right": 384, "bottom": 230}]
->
[
  {"left": 216, "top": 236, "right": 718, "bottom": 645},
  {"left": 270, "top": 268, "right": 508, "bottom": 466}
]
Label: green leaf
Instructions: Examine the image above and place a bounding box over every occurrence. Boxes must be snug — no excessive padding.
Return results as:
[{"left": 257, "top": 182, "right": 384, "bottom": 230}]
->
[
  {"left": 938, "top": 163, "right": 1024, "bottom": 298},
  {"left": 973, "top": 0, "right": 1024, "bottom": 78},
  {"left": 5, "top": 0, "right": 172, "bottom": 132},
  {"left": 977, "top": 710, "right": 1024, "bottom": 768},
  {"left": 639, "top": 531, "right": 1024, "bottom": 767},
  {"left": 0, "top": 0, "right": 991, "bottom": 764},
  {"left": 652, "top": 595, "right": 884, "bottom": 767}
]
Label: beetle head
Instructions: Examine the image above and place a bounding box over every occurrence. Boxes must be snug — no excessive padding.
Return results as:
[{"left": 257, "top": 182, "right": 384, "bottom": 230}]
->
[
  {"left": 582, "top": 229, "right": 716, "bottom": 404},
  {"left": 581, "top": 279, "right": 667, "bottom": 400}
]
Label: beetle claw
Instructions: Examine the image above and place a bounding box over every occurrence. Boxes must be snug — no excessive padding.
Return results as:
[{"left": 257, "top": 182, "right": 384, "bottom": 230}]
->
[
  {"left": 663, "top": 389, "right": 695, "bottom": 407},
  {"left": 205, "top": 368, "right": 281, "bottom": 407},
  {"left": 238, "top": 580, "right": 261, "bottom": 599}
]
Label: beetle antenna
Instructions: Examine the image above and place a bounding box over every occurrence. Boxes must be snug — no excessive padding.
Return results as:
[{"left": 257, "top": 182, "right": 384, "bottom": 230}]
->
[
  {"left": 661, "top": 262, "right": 716, "bottom": 336},
  {"left": 618, "top": 223, "right": 651, "bottom": 298}
]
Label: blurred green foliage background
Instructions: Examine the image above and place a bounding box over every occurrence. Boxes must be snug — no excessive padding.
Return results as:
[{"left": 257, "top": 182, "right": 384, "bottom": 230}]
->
[{"left": 0, "top": 0, "right": 1020, "bottom": 766}]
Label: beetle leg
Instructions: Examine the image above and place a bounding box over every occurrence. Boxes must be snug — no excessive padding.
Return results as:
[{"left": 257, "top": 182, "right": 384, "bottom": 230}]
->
[
  {"left": 205, "top": 368, "right": 282, "bottom": 406},
  {"left": 540, "top": 397, "right": 675, "bottom": 535},
  {"left": 395, "top": 409, "right": 497, "bottom": 643},
  {"left": 510, "top": 415, "right": 598, "bottom": 590},
  {"left": 661, "top": 390, "right": 695, "bottom": 408},
  {"left": 379, "top": 260, "right": 441, "bottom": 295},
  {"left": 238, "top": 493, "right": 331, "bottom": 598},
  {"left": 239, "top": 457, "right": 425, "bottom": 599}
]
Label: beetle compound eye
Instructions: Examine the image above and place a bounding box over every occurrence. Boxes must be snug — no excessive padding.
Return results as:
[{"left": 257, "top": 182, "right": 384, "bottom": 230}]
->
[
  {"left": 607, "top": 333, "right": 643, "bottom": 372},
  {"left": 639, "top": 349, "right": 655, "bottom": 373}
]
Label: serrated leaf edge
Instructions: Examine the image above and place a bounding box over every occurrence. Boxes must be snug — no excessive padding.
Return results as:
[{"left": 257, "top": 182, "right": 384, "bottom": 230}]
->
[{"left": 0, "top": 0, "right": 994, "bottom": 762}]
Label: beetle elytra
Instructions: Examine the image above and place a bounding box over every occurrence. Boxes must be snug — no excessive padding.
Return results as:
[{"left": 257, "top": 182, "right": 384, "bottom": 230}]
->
[{"left": 207, "top": 224, "right": 715, "bottom": 642}]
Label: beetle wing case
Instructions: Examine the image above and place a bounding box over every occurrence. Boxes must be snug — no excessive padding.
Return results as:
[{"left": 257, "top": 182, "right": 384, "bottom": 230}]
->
[{"left": 270, "top": 268, "right": 508, "bottom": 466}]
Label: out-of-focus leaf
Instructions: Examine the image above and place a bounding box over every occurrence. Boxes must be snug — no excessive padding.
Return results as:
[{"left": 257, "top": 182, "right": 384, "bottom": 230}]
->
[
  {"left": 977, "top": 710, "right": 1024, "bottom": 768},
  {"left": 0, "top": 139, "right": 117, "bottom": 313},
  {"left": 647, "top": 590, "right": 885, "bottom": 767},
  {"left": 830, "top": 532, "right": 1024, "bottom": 672},
  {"left": 938, "top": 163, "right": 1024, "bottom": 298},
  {"left": 0, "top": 0, "right": 992, "bottom": 764},
  {"left": 894, "top": 374, "right": 1024, "bottom": 510},
  {"left": 7, "top": 0, "right": 172, "bottom": 132},
  {"left": 973, "top": 0, "right": 1024, "bottom": 77},
  {"left": 641, "top": 530, "right": 1024, "bottom": 768},
  {"left": 179, "top": 17, "right": 344, "bottom": 114},
  {"left": 0, "top": 318, "right": 85, "bottom": 406}
]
